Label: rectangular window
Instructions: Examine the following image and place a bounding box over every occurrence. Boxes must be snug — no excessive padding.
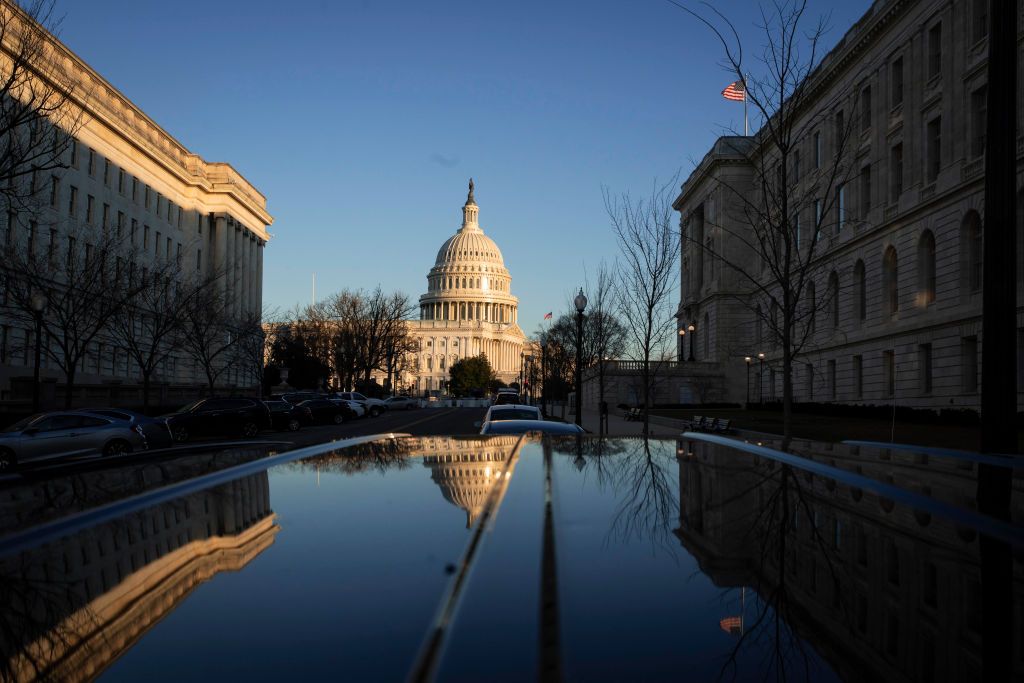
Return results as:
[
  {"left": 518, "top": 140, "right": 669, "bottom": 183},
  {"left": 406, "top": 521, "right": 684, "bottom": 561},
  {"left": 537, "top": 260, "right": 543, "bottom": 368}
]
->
[
  {"left": 117, "top": 211, "right": 125, "bottom": 238},
  {"left": 70, "top": 140, "right": 79, "bottom": 168},
  {"left": 118, "top": 168, "right": 125, "bottom": 194},
  {"left": 155, "top": 230, "right": 161, "bottom": 254},
  {"left": 884, "top": 350, "right": 895, "bottom": 397},
  {"left": 814, "top": 199, "right": 823, "bottom": 241},
  {"left": 103, "top": 160, "right": 111, "bottom": 186},
  {"left": 102, "top": 203, "right": 110, "bottom": 230},
  {"left": 156, "top": 193, "right": 162, "bottom": 217},
  {"left": 86, "top": 195, "right": 95, "bottom": 224},
  {"left": 144, "top": 225, "right": 150, "bottom": 249},
  {"left": 196, "top": 248, "right": 202, "bottom": 271},
  {"left": 813, "top": 131, "right": 821, "bottom": 168},
  {"left": 971, "top": 86, "right": 987, "bottom": 159},
  {"left": 47, "top": 228, "right": 57, "bottom": 262},
  {"left": 131, "top": 219, "right": 138, "bottom": 245},
  {"left": 891, "top": 57, "right": 904, "bottom": 108},
  {"left": 794, "top": 211, "right": 801, "bottom": 245},
  {"left": 828, "top": 359, "right": 836, "bottom": 399},
  {"left": 834, "top": 110, "right": 845, "bottom": 153},
  {"left": 928, "top": 23, "right": 942, "bottom": 78},
  {"left": 49, "top": 175, "right": 59, "bottom": 207},
  {"left": 962, "top": 336, "right": 978, "bottom": 392},
  {"left": 853, "top": 355, "right": 863, "bottom": 398},
  {"left": 890, "top": 143, "right": 903, "bottom": 201},
  {"left": 166, "top": 236, "right": 171, "bottom": 259},
  {"left": 972, "top": 0, "right": 989, "bottom": 43},
  {"left": 88, "top": 149, "right": 96, "bottom": 177},
  {"left": 860, "top": 86, "right": 871, "bottom": 132},
  {"left": 793, "top": 150, "right": 800, "bottom": 182},
  {"left": 132, "top": 177, "right": 138, "bottom": 202},
  {"left": 919, "top": 343, "right": 933, "bottom": 394},
  {"left": 926, "top": 117, "right": 941, "bottom": 183},
  {"left": 860, "top": 165, "right": 871, "bottom": 218},
  {"left": 836, "top": 184, "right": 846, "bottom": 232},
  {"left": 27, "top": 221, "right": 36, "bottom": 258}
]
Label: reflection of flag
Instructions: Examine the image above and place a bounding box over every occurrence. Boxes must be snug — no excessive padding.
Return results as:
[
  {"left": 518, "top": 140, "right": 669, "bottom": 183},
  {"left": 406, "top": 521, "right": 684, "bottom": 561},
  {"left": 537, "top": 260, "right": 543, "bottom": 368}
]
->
[
  {"left": 719, "top": 616, "right": 742, "bottom": 635},
  {"left": 543, "top": 312, "right": 552, "bottom": 319},
  {"left": 722, "top": 80, "right": 746, "bottom": 101}
]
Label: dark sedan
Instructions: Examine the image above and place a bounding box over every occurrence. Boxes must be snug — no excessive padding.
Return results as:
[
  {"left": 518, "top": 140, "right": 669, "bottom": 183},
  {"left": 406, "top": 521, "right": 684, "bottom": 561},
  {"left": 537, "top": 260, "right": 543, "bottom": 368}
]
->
[
  {"left": 297, "top": 398, "right": 356, "bottom": 425},
  {"left": 263, "top": 400, "right": 305, "bottom": 432},
  {"left": 164, "top": 398, "right": 272, "bottom": 442}
]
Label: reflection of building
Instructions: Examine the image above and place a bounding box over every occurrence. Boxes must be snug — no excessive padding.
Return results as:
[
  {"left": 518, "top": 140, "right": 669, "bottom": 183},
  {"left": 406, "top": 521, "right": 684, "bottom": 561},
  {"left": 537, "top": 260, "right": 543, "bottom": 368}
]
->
[
  {"left": 398, "top": 182, "right": 528, "bottom": 393},
  {"left": 419, "top": 435, "right": 521, "bottom": 528},
  {"left": 674, "top": 440, "right": 1023, "bottom": 681},
  {"left": 673, "top": 0, "right": 1023, "bottom": 410},
  {"left": 3, "top": 472, "right": 277, "bottom": 682}
]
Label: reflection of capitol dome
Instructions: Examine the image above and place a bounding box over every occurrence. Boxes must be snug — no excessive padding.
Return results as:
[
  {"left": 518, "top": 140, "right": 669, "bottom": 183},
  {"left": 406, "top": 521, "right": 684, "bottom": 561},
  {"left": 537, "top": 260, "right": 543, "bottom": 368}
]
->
[{"left": 422, "top": 436, "right": 520, "bottom": 528}]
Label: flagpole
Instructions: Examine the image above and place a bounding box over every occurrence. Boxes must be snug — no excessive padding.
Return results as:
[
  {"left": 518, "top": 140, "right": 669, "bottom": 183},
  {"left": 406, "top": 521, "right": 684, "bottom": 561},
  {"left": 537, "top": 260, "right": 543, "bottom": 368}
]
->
[{"left": 743, "top": 78, "right": 748, "bottom": 136}]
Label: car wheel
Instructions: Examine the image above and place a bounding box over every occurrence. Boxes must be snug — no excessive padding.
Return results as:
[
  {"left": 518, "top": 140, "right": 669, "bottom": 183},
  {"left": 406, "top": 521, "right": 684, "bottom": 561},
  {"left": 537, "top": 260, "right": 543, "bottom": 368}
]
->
[
  {"left": 172, "top": 426, "right": 189, "bottom": 443},
  {"left": 241, "top": 421, "right": 259, "bottom": 438},
  {"left": 0, "top": 448, "right": 16, "bottom": 472},
  {"left": 370, "top": 406, "right": 382, "bottom": 417},
  {"left": 287, "top": 418, "right": 301, "bottom": 432},
  {"left": 332, "top": 413, "right": 345, "bottom": 425},
  {"left": 103, "top": 439, "right": 132, "bottom": 457}
]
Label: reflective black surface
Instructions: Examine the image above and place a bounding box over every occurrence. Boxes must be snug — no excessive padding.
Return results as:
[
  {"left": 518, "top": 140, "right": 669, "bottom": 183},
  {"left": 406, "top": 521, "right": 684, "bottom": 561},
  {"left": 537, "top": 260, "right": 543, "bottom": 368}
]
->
[{"left": 0, "top": 434, "right": 1019, "bottom": 681}]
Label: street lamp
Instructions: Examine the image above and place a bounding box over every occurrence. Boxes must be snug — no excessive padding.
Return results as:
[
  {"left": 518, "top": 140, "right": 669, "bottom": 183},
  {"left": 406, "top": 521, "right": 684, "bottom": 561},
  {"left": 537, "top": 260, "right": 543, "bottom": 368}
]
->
[
  {"left": 744, "top": 356, "right": 752, "bottom": 407},
  {"left": 574, "top": 287, "right": 588, "bottom": 427},
  {"left": 757, "top": 352, "right": 766, "bottom": 405},
  {"left": 29, "top": 292, "right": 47, "bottom": 413},
  {"left": 688, "top": 322, "right": 696, "bottom": 361},
  {"left": 678, "top": 328, "right": 686, "bottom": 362}
]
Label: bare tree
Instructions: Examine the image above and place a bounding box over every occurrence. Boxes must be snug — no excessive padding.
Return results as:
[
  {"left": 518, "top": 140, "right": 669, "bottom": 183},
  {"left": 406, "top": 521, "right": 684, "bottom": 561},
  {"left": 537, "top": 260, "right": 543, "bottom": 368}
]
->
[
  {"left": 0, "top": 0, "right": 82, "bottom": 211},
  {"left": 178, "top": 279, "right": 236, "bottom": 393},
  {"left": 586, "top": 260, "right": 628, "bottom": 426},
  {"left": 672, "top": 0, "right": 861, "bottom": 438},
  {"left": 2, "top": 222, "right": 145, "bottom": 407},
  {"left": 605, "top": 176, "right": 680, "bottom": 434}
]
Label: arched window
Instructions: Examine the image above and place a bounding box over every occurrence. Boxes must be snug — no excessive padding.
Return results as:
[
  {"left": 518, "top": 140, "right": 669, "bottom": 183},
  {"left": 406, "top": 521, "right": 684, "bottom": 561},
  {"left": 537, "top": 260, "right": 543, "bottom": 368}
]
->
[
  {"left": 828, "top": 271, "right": 840, "bottom": 328},
  {"left": 806, "top": 281, "right": 816, "bottom": 334},
  {"left": 883, "top": 246, "right": 899, "bottom": 317},
  {"left": 917, "top": 230, "right": 936, "bottom": 306},
  {"left": 853, "top": 259, "right": 866, "bottom": 322},
  {"left": 962, "top": 211, "right": 982, "bottom": 292}
]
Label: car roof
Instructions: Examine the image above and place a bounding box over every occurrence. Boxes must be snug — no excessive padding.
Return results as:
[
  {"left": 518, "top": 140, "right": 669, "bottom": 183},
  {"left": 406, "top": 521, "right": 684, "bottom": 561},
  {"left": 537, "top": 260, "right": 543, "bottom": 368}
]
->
[
  {"left": 489, "top": 404, "right": 538, "bottom": 411},
  {"left": 480, "top": 420, "right": 583, "bottom": 435}
]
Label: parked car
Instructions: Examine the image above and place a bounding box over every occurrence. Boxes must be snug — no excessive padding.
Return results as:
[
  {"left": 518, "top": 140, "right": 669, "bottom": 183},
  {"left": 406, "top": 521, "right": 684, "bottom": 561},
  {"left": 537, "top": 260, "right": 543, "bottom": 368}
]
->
[
  {"left": 297, "top": 398, "right": 357, "bottom": 425},
  {"left": 333, "top": 399, "right": 367, "bottom": 418},
  {"left": 263, "top": 400, "right": 305, "bottom": 432},
  {"left": 384, "top": 396, "right": 419, "bottom": 411},
  {"left": 493, "top": 392, "right": 521, "bottom": 406},
  {"left": 164, "top": 398, "right": 272, "bottom": 442},
  {"left": 479, "top": 419, "right": 585, "bottom": 435},
  {"left": 331, "top": 392, "right": 387, "bottom": 417},
  {"left": 277, "top": 391, "right": 322, "bottom": 405},
  {"left": 0, "top": 412, "right": 149, "bottom": 470},
  {"left": 480, "top": 404, "right": 542, "bottom": 424},
  {"left": 75, "top": 408, "right": 174, "bottom": 450}
]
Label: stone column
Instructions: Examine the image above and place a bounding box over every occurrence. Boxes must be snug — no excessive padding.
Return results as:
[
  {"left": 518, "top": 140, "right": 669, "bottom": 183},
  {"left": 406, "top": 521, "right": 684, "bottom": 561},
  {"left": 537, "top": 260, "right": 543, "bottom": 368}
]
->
[
  {"left": 214, "top": 215, "right": 228, "bottom": 301},
  {"left": 256, "top": 241, "right": 264, "bottom": 314}
]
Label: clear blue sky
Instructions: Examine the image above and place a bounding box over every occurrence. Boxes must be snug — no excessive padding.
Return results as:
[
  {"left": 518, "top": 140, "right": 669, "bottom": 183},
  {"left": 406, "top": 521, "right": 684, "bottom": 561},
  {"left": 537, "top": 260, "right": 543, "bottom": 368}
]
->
[{"left": 58, "top": 0, "right": 867, "bottom": 332}]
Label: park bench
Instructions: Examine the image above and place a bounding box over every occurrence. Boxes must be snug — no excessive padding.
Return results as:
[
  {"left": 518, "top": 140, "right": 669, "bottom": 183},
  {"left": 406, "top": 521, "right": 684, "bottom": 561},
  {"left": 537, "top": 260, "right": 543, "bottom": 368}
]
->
[{"left": 684, "top": 415, "right": 707, "bottom": 431}]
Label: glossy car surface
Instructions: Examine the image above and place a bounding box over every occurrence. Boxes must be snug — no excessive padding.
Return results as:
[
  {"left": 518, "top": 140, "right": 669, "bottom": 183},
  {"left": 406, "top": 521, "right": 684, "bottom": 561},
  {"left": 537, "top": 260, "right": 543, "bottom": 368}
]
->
[
  {"left": 0, "top": 411, "right": 147, "bottom": 469},
  {"left": 4, "top": 436, "right": 1016, "bottom": 681},
  {"left": 332, "top": 392, "right": 386, "bottom": 417},
  {"left": 481, "top": 404, "right": 541, "bottom": 422},
  {"left": 297, "top": 398, "right": 355, "bottom": 425},
  {"left": 493, "top": 392, "right": 520, "bottom": 405},
  {"left": 479, "top": 419, "right": 584, "bottom": 435},
  {"left": 384, "top": 396, "right": 418, "bottom": 410},
  {"left": 74, "top": 407, "right": 173, "bottom": 450},
  {"left": 164, "top": 397, "right": 272, "bottom": 442},
  {"left": 263, "top": 400, "right": 304, "bottom": 432},
  {"left": 330, "top": 398, "right": 366, "bottom": 417}
]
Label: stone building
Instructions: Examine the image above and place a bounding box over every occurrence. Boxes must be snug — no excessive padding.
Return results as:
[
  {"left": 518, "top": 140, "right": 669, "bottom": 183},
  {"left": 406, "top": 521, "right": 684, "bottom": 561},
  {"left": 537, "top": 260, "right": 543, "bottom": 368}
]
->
[
  {"left": 0, "top": 4, "right": 272, "bottom": 406},
  {"left": 673, "top": 0, "right": 1023, "bottom": 411},
  {"left": 400, "top": 181, "right": 527, "bottom": 393}
]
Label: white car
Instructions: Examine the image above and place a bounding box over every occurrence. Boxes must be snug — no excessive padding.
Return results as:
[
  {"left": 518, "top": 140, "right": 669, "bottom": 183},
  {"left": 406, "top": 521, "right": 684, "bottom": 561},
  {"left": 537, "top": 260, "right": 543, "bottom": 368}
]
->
[
  {"left": 481, "top": 404, "right": 542, "bottom": 423},
  {"left": 331, "top": 392, "right": 387, "bottom": 417},
  {"left": 332, "top": 399, "right": 366, "bottom": 418}
]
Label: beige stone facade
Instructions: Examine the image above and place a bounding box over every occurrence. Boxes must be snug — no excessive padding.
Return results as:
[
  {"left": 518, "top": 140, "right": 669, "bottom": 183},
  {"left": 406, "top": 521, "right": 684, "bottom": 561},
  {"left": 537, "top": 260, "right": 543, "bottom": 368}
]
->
[
  {"left": 399, "top": 182, "right": 527, "bottom": 394},
  {"left": 0, "top": 5, "right": 272, "bottom": 404},
  {"left": 674, "top": 0, "right": 1023, "bottom": 411}
]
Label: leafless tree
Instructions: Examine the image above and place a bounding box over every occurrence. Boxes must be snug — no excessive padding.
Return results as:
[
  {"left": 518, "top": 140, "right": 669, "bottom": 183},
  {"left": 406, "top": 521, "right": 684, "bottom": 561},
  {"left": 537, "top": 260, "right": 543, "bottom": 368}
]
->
[
  {"left": 672, "top": 0, "right": 861, "bottom": 438},
  {"left": 1, "top": 222, "right": 146, "bottom": 407},
  {"left": 178, "top": 278, "right": 237, "bottom": 392},
  {"left": 586, "top": 260, "right": 628, "bottom": 425},
  {"left": 605, "top": 176, "right": 680, "bottom": 433},
  {"left": 0, "top": 0, "right": 83, "bottom": 211}
]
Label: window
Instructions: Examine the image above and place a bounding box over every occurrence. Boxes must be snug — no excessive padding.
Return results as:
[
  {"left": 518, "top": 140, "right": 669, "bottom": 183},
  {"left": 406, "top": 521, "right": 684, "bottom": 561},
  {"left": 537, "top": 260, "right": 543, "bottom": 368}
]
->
[
  {"left": 70, "top": 140, "right": 79, "bottom": 168},
  {"left": 27, "top": 221, "right": 36, "bottom": 258},
  {"left": 964, "top": 211, "right": 983, "bottom": 292},
  {"left": 834, "top": 110, "right": 845, "bottom": 153},
  {"left": 132, "top": 177, "right": 138, "bottom": 202},
  {"left": 793, "top": 150, "right": 800, "bottom": 182},
  {"left": 883, "top": 247, "right": 899, "bottom": 317},
  {"left": 144, "top": 225, "right": 150, "bottom": 249},
  {"left": 794, "top": 211, "right": 801, "bottom": 245},
  {"left": 972, "top": 0, "right": 988, "bottom": 43},
  {"left": 828, "top": 359, "right": 836, "bottom": 399},
  {"left": 962, "top": 336, "right": 978, "bottom": 392},
  {"left": 145, "top": 186, "right": 151, "bottom": 209},
  {"left": 928, "top": 23, "right": 942, "bottom": 78},
  {"left": 853, "top": 355, "right": 863, "bottom": 398},
  {"left": 88, "top": 149, "right": 96, "bottom": 176},
  {"left": 156, "top": 231, "right": 161, "bottom": 255},
  {"left": 917, "top": 230, "right": 936, "bottom": 306},
  {"left": 102, "top": 203, "right": 110, "bottom": 229},
  {"left": 860, "top": 165, "right": 871, "bottom": 218},
  {"left": 131, "top": 219, "right": 138, "bottom": 245},
  {"left": 918, "top": 343, "right": 933, "bottom": 393},
  {"left": 49, "top": 176, "right": 58, "bottom": 207},
  {"left": 814, "top": 199, "right": 823, "bottom": 241},
  {"left": 860, "top": 86, "right": 871, "bottom": 132},
  {"left": 926, "top": 117, "right": 941, "bottom": 183},
  {"left": 884, "top": 350, "right": 896, "bottom": 396},
  {"left": 829, "top": 271, "right": 840, "bottom": 328},
  {"left": 806, "top": 363, "right": 814, "bottom": 399},
  {"left": 86, "top": 195, "right": 95, "bottom": 224},
  {"left": 891, "top": 57, "right": 904, "bottom": 108},
  {"left": 67, "top": 186, "right": 77, "bottom": 217},
  {"left": 117, "top": 211, "right": 125, "bottom": 238},
  {"left": 103, "top": 160, "right": 111, "bottom": 186},
  {"left": 971, "top": 86, "right": 987, "bottom": 158},
  {"left": 118, "top": 168, "right": 125, "bottom": 194},
  {"left": 890, "top": 143, "right": 903, "bottom": 201},
  {"left": 813, "top": 131, "right": 821, "bottom": 168},
  {"left": 836, "top": 183, "right": 846, "bottom": 232},
  {"left": 806, "top": 281, "right": 816, "bottom": 334}
]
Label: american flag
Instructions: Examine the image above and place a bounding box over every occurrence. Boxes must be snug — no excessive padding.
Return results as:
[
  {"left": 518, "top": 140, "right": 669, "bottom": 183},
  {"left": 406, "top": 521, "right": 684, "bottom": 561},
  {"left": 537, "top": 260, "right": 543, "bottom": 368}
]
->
[
  {"left": 719, "top": 616, "right": 742, "bottom": 634},
  {"left": 543, "top": 312, "right": 553, "bottom": 320},
  {"left": 722, "top": 80, "right": 746, "bottom": 102}
]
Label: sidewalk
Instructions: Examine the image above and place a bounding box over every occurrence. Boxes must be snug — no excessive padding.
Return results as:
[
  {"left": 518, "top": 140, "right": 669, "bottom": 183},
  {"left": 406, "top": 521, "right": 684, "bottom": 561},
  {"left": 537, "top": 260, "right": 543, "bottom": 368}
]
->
[{"left": 574, "top": 408, "right": 690, "bottom": 438}]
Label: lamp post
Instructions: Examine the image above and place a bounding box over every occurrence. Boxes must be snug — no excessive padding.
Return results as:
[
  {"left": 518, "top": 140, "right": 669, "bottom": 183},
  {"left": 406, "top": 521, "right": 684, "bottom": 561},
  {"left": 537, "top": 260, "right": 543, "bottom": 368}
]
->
[
  {"left": 29, "top": 292, "right": 47, "bottom": 413},
  {"left": 540, "top": 335, "right": 547, "bottom": 416},
  {"left": 744, "top": 356, "right": 752, "bottom": 407},
  {"left": 519, "top": 351, "right": 524, "bottom": 393},
  {"left": 678, "top": 328, "right": 686, "bottom": 362},
  {"left": 757, "top": 352, "right": 765, "bottom": 405},
  {"left": 574, "top": 288, "right": 588, "bottom": 427},
  {"left": 688, "top": 322, "right": 696, "bottom": 361}
]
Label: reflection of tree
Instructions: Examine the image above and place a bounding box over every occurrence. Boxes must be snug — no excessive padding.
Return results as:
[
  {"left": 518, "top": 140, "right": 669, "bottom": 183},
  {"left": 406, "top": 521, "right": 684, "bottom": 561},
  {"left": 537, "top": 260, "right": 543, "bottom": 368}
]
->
[{"left": 288, "top": 437, "right": 415, "bottom": 476}]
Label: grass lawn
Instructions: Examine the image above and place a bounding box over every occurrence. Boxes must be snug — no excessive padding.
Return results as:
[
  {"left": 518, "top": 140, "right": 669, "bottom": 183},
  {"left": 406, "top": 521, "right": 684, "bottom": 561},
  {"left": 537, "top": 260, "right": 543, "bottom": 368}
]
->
[{"left": 648, "top": 407, "right": 1024, "bottom": 452}]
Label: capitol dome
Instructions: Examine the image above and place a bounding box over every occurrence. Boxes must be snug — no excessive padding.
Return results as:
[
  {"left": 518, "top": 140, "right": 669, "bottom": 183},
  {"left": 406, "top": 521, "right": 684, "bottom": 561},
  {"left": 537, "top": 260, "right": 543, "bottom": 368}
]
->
[{"left": 434, "top": 229, "right": 505, "bottom": 267}]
